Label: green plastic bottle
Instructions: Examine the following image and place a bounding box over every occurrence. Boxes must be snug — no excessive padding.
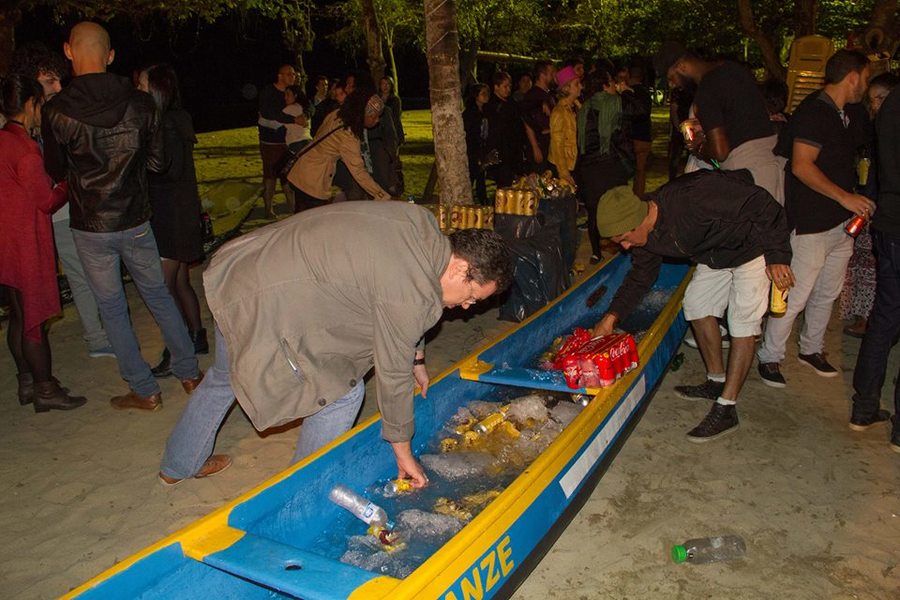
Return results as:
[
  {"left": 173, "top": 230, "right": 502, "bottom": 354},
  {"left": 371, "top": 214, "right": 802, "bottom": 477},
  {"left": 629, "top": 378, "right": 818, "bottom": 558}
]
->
[{"left": 671, "top": 535, "right": 746, "bottom": 564}]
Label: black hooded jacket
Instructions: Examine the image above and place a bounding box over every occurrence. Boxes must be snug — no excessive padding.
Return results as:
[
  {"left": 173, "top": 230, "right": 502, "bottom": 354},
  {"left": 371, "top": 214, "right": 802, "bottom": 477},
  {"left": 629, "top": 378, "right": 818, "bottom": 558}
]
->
[
  {"left": 42, "top": 72, "right": 164, "bottom": 232},
  {"left": 608, "top": 169, "right": 792, "bottom": 322}
]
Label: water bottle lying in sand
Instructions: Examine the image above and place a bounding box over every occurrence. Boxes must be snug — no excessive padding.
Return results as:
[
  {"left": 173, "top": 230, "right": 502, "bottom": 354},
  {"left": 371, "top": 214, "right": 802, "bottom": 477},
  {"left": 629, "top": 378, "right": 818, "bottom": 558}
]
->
[
  {"left": 329, "top": 484, "right": 394, "bottom": 529},
  {"left": 671, "top": 535, "right": 746, "bottom": 564}
]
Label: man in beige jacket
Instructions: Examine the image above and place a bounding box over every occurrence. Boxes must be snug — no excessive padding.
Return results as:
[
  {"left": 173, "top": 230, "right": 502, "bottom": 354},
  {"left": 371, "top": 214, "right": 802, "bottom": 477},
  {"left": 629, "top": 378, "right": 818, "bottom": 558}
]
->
[{"left": 159, "top": 202, "right": 512, "bottom": 486}]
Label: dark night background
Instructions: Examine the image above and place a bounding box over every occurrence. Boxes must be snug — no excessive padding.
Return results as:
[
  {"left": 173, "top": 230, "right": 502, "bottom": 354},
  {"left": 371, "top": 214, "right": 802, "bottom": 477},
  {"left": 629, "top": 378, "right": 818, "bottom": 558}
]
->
[{"left": 15, "top": 7, "right": 432, "bottom": 132}]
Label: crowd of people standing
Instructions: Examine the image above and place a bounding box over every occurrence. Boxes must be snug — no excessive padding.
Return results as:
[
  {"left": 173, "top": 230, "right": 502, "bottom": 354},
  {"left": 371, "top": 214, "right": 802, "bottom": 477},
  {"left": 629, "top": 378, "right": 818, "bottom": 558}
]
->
[{"left": 1, "top": 19, "right": 898, "bottom": 493}]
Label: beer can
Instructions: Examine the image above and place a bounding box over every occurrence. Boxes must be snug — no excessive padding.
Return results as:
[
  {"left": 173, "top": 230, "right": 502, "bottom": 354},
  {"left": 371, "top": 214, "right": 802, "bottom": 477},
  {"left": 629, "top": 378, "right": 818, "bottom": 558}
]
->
[
  {"left": 438, "top": 204, "right": 448, "bottom": 231},
  {"left": 474, "top": 412, "right": 506, "bottom": 434},
  {"left": 845, "top": 215, "right": 866, "bottom": 238},
  {"left": 495, "top": 189, "right": 507, "bottom": 214},
  {"left": 525, "top": 191, "right": 537, "bottom": 215},
  {"left": 514, "top": 190, "right": 526, "bottom": 215},
  {"left": 465, "top": 206, "right": 477, "bottom": 229},
  {"left": 770, "top": 284, "right": 787, "bottom": 317},
  {"left": 483, "top": 207, "right": 494, "bottom": 229},
  {"left": 449, "top": 205, "right": 461, "bottom": 229},
  {"left": 473, "top": 207, "right": 484, "bottom": 229},
  {"left": 858, "top": 157, "right": 870, "bottom": 187}
]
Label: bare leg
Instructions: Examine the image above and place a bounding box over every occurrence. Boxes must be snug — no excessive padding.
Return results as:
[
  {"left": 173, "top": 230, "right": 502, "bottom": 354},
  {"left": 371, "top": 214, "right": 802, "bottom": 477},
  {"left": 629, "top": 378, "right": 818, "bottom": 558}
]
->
[
  {"left": 722, "top": 337, "right": 754, "bottom": 401},
  {"left": 691, "top": 316, "right": 724, "bottom": 375},
  {"left": 262, "top": 177, "right": 276, "bottom": 218}
]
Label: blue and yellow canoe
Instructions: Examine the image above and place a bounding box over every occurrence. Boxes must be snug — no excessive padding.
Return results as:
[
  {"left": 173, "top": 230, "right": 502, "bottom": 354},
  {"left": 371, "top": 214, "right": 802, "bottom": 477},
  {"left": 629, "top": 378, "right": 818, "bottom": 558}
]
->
[{"left": 65, "top": 255, "right": 691, "bottom": 600}]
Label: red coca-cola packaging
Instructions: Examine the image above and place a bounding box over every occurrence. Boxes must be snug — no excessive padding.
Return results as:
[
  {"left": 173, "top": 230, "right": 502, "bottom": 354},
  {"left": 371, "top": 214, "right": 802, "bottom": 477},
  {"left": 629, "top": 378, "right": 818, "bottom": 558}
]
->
[{"left": 551, "top": 329, "right": 640, "bottom": 389}]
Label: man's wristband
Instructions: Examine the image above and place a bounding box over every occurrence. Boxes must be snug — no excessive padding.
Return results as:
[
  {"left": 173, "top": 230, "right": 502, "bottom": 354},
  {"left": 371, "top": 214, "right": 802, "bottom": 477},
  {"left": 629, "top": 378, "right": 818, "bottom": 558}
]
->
[{"left": 413, "top": 357, "right": 426, "bottom": 366}]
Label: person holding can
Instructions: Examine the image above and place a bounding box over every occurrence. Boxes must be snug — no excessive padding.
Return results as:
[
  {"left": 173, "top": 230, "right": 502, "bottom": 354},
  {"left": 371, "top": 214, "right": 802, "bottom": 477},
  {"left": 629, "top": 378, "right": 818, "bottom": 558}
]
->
[{"left": 756, "top": 50, "right": 875, "bottom": 389}]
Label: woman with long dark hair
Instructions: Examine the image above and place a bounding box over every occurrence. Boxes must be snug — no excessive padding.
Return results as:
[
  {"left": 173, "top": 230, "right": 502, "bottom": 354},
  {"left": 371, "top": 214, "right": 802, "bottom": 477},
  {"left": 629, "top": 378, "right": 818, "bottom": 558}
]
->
[
  {"left": 286, "top": 90, "right": 392, "bottom": 212},
  {"left": 463, "top": 83, "right": 491, "bottom": 205},
  {"left": 137, "top": 64, "right": 207, "bottom": 377},
  {"left": 0, "top": 74, "right": 86, "bottom": 411},
  {"left": 576, "top": 69, "right": 630, "bottom": 263}
]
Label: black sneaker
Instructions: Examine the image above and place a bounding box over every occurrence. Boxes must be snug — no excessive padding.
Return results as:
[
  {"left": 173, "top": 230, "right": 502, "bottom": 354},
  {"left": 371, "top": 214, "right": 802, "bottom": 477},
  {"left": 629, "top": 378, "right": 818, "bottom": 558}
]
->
[
  {"left": 758, "top": 362, "right": 786, "bottom": 388},
  {"left": 848, "top": 409, "right": 891, "bottom": 432},
  {"left": 797, "top": 353, "right": 839, "bottom": 377},
  {"left": 687, "top": 403, "right": 740, "bottom": 443},
  {"left": 674, "top": 379, "right": 725, "bottom": 401}
]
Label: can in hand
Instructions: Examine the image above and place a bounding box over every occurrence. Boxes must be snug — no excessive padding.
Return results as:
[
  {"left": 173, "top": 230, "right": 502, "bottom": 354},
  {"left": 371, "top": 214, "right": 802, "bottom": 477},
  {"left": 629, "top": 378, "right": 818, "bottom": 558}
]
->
[
  {"left": 770, "top": 284, "right": 787, "bottom": 317},
  {"left": 845, "top": 215, "right": 866, "bottom": 238}
]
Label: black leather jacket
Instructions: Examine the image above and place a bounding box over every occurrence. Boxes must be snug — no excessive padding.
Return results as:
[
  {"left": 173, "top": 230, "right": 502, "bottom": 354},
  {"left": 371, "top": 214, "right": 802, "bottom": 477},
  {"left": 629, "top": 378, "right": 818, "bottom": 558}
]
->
[
  {"left": 608, "top": 169, "right": 792, "bottom": 322},
  {"left": 42, "top": 72, "right": 164, "bottom": 233}
]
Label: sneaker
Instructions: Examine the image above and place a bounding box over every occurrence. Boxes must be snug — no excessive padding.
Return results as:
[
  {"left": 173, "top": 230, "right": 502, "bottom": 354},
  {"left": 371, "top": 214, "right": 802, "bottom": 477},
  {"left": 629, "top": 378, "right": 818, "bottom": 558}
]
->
[
  {"left": 848, "top": 409, "right": 891, "bottom": 432},
  {"left": 674, "top": 379, "right": 725, "bottom": 401},
  {"left": 88, "top": 346, "right": 116, "bottom": 358},
  {"left": 798, "top": 353, "right": 839, "bottom": 377},
  {"left": 758, "top": 362, "right": 786, "bottom": 388},
  {"left": 683, "top": 325, "right": 730, "bottom": 349},
  {"left": 687, "top": 403, "right": 740, "bottom": 443}
]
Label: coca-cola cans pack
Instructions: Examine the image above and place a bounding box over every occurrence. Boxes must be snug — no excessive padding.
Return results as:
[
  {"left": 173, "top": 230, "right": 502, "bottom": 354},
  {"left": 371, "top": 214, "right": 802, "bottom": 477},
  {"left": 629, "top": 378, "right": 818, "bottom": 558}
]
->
[{"left": 551, "top": 328, "right": 639, "bottom": 389}]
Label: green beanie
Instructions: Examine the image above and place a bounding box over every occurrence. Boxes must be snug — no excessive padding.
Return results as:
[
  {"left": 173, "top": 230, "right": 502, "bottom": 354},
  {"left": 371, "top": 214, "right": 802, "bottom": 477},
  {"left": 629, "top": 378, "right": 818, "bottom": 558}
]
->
[{"left": 596, "top": 186, "right": 649, "bottom": 238}]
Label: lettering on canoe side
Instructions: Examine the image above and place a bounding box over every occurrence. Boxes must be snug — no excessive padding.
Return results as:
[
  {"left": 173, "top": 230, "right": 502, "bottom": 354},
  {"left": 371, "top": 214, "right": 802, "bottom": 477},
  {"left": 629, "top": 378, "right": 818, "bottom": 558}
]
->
[{"left": 443, "top": 535, "right": 515, "bottom": 600}]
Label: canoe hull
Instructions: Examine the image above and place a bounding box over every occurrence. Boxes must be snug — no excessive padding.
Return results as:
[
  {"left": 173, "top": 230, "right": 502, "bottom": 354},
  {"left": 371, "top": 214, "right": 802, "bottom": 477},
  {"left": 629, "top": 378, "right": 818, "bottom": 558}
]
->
[{"left": 66, "top": 255, "right": 690, "bottom": 600}]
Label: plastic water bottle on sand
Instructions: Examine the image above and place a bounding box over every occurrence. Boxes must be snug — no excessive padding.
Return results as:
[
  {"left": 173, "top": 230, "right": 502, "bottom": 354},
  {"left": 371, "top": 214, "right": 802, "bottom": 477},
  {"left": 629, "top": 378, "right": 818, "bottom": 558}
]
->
[
  {"left": 329, "top": 485, "right": 394, "bottom": 529},
  {"left": 671, "top": 535, "right": 746, "bottom": 564}
]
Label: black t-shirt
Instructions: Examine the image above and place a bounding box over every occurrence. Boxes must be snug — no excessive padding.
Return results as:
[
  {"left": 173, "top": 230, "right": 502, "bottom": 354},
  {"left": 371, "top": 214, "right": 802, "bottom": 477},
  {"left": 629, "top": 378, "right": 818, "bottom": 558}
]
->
[
  {"left": 627, "top": 84, "right": 653, "bottom": 142},
  {"left": 783, "top": 91, "right": 866, "bottom": 234},
  {"left": 694, "top": 61, "right": 773, "bottom": 150},
  {"left": 521, "top": 86, "right": 554, "bottom": 155}
]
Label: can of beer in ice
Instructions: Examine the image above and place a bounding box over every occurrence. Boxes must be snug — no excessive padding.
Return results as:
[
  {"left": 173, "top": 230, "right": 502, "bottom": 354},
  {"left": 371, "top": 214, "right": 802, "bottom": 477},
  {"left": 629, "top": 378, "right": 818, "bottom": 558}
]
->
[
  {"left": 474, "top": 411, "right": 506, "bottom": 434},
  {"left": 845, "top": 215, "right": 866, "bottom": 238},
  {"left": 770, "top": 284, "right": 787, "bottom": 317}
]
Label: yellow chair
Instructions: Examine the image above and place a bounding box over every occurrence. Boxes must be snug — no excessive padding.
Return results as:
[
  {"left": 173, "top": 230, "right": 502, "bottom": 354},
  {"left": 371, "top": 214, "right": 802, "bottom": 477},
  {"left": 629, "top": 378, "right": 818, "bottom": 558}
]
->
[{"left": 785, "top": 35, "right": 834, "bottom": 114}]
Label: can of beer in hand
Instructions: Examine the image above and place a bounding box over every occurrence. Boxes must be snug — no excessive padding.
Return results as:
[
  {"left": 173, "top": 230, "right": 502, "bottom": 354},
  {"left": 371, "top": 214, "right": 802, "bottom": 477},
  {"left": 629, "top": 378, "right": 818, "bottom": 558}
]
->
[
  {"left": 845, "top": 215, "right": 866, "bottom": 238},
  {"left": 770, "top": 284, "right": 787, "bottom": 317}
]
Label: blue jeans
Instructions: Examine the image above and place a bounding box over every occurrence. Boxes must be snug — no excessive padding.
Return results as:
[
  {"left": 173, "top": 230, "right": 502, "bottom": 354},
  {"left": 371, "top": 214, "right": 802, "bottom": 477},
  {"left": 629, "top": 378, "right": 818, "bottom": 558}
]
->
[
  {"left": 160, "top": 326, "right": 365, "bottom": 479},
  {"left": 53, "top": 218, "right": 110, "bottom": 352},
  {"left": 852, "top": 230, "right": 900, "bottom": 427},
  {"left": 71, "top": 223, "right": 198, "bottom": 397}
]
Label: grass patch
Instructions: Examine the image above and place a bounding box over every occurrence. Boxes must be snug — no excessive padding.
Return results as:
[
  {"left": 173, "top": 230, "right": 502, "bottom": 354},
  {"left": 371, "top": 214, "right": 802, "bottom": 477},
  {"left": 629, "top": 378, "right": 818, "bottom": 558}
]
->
[{"left": 192, "top": 107, "right": 676, "bottom": 206}]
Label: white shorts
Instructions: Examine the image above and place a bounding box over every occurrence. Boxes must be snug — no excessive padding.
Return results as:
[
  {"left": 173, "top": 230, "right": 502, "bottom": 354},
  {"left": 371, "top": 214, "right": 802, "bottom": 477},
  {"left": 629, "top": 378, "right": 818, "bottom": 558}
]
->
[{"left": 682, "top": 256, "right": 769, "bottom": 338}]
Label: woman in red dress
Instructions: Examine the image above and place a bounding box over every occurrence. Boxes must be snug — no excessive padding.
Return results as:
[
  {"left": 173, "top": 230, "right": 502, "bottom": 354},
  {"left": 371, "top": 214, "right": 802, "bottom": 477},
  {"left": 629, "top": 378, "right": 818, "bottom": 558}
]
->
[{"left": 0, "top": 74, "right": 86, "bottom": 411}]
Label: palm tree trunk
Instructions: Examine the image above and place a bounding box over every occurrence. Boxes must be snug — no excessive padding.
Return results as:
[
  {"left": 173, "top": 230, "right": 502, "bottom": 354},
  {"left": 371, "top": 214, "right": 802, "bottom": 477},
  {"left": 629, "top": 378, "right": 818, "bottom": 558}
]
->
[{"left": 424, "top": 0, "right": 472, "bottom": 205}]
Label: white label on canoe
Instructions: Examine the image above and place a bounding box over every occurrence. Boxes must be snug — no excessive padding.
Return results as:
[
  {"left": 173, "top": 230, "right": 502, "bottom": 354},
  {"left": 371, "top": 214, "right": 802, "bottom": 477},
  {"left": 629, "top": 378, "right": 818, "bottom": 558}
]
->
[{"left": 559, "top": 375, "right": 646, "bottom": 499}]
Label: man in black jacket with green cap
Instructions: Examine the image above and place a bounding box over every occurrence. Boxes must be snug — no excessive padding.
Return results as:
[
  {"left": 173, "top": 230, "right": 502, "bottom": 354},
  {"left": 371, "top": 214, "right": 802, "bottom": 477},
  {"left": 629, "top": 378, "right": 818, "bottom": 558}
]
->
[{"left": 593, "top": 169, "right": 794, "bottom": 442}]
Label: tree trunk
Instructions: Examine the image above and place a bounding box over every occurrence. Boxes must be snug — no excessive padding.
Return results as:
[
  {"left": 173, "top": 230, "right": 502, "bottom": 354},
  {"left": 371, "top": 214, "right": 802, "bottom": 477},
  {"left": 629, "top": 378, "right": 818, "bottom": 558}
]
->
[
  {"left": 793, "top": 0, "right": 818, "bottom": 37},
  {"left": 424, "top": 0, "right": 472, "bottom": 205},
  {"left": 361, "top": 0, "right": 386, "bottom": 85},
  {"left": 737, "top": 0, "right": 787, "bottom": 80},
  {"left": 385, "top": 33, "right": 399, "bottom": 96},
  {"left": 0, "top": 6, "right": 21, "bottom": 75},
  {"left": 864, "top": 0, "right": 898, "bottom": 54}
]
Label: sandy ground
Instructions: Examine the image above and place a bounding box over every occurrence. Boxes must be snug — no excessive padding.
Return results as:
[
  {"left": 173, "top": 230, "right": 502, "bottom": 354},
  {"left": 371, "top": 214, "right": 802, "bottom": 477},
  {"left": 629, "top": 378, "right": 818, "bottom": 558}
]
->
[{"left": 1, "top": 207, "right": 898, "bottom": 600}]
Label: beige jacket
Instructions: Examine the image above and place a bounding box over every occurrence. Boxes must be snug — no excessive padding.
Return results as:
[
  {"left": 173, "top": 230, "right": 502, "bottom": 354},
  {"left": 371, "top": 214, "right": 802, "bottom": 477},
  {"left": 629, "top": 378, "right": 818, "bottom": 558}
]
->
[
  {"left": 203, "top": 202, "right": 450, "bottom": 442},
  {"left": 286, "top": 110, "right": 390, "bottom": 201}
]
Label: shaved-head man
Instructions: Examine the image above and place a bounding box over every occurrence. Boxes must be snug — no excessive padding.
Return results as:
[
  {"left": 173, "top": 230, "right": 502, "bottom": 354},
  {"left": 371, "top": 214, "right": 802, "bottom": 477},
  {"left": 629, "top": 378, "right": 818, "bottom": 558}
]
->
[{"left": 42, "top": 22, "right": 203, "bottom": 412}]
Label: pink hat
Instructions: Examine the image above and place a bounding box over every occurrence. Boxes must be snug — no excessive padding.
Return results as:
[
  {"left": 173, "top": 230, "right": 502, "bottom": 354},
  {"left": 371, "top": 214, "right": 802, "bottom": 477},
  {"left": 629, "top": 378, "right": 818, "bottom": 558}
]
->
[{"left": 556, "top": 66, "right": 579, "bottom": 90}]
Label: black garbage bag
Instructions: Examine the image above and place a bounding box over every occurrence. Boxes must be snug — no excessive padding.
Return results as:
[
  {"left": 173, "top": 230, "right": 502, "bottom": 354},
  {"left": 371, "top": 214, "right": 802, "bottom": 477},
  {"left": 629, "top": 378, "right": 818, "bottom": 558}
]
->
[{"left": 496, "top": 213, "right": 570, "bottom": 322}]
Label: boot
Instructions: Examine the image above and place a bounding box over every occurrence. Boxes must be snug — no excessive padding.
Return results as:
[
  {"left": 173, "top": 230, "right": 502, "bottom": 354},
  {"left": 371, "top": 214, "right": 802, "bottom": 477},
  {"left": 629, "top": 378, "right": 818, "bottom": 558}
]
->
[
  {"left": 33, "top": 380, "right": 87, "bottom": 413},
  {"left": 17, "top": 372, "right": 34, "bottom": 406},
  {"left": 191, "top": 328, "right": 209, "bottom": 355},
  {"left": 151, "top": 347, "right": 172, "bottom": 378}
]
